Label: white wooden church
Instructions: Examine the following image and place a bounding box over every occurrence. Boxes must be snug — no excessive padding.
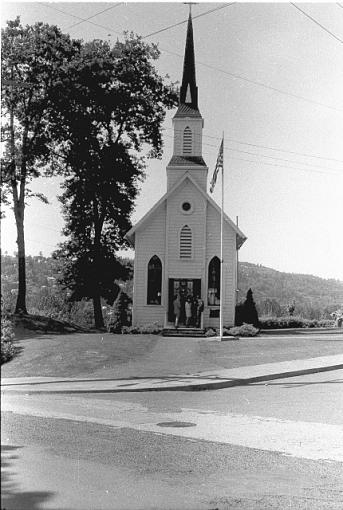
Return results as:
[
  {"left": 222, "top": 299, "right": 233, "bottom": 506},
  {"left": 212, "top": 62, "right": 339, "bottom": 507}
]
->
[{"left": 126, "top": 13, "right": 246, "bottom": 331}]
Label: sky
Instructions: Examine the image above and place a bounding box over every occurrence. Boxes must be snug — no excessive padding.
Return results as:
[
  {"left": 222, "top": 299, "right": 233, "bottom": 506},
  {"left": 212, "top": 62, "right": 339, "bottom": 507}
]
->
[{"left": 1, "top": 1, "right": 343, "bottom": 281}]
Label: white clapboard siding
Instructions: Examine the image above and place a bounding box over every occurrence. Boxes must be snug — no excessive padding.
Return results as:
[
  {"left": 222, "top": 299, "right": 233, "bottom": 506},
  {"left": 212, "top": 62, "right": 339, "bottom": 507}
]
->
[
  {"left": 132, "top": 202, "right": 166, "bottom": 327},
  {"left": 167, "top": 179, "right": 207, "bottom": 279},
  {"left": 167, "top": 167, "right": 208, "bottom": 191},
  {"left": 131, "top": 179, "right": 239, "bottom": 329},
  {"left": 205, "top": 202, "right": 237, "bottom": 327}
]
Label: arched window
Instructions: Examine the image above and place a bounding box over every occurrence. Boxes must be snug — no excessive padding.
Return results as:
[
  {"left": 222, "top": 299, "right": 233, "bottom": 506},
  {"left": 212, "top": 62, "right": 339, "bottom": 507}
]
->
[
  {"left": 183, "top": 126, "right": 192, "bottom": 154},
  {"left": 208, "top": 256, "right": 220, "bottom": 305},
  {"left": 180, "top": 225, "right": 192, "bottom": 259},
  {"left": 147, "top": 255, "right": 162, "bottom": 305}
]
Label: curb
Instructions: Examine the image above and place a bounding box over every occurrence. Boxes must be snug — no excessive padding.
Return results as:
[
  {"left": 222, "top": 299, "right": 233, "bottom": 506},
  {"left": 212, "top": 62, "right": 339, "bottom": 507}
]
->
[{"left": 2, "top": 362, "right": 342, "bottom": 394}]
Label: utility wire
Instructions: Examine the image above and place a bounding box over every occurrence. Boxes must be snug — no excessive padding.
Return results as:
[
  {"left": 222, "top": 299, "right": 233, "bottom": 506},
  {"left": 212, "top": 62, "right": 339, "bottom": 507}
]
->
[
  {"left": 291, "top": 3, "right": 343, "bottom": 45},
  {"left": 166, "top": 132, "right": 342, "bottom": 174},
  {"left": 143, "top": 3, "right": 235, "bottom": 38},
  {"left": 337, "top": 3, "right": 343, "bottom": 9},
  {"left": 224, "top": 156, "right": 341, "bottom": 177},
  {"left": 67, "top": 3, "right": 124, "bottom": 30},
  {"left": 42, "top": 3, "right": 122, "bottom": 36},
  {"left": 165, "top": 127, "right": 343, "bottom": 164},
  {"left": 207, "top": 135, "right": 343, "bottom": 164},
  {"left": 165, "top": 47, "right": 343, "bottom": 112},
  {"left": 41, "top": 2, "right": 342, "bottom": 113}
]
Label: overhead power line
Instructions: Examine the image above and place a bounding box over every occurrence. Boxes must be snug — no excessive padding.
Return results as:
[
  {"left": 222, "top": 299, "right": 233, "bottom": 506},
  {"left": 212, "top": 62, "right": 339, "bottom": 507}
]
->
[
  {"left": 337, "top": 3, "right": 343, "bottom": 9},
  {"left": 143, "top": 3, "right": 235, "bottom": 38},
  {"left": 165, "top": 132, "right": 341, "bottom": 175},
  {"left": 225, "top": 156, "right": 341, "bottom": 177},
  {"left": 291, "top": 3, "right": 343, "bottom": 45},
  {"left": 164, "top": 127, "right": 343, "bottom": 164},
  {"left": 42, "top": 3, "right": 122, "bottom": 36},
  {"left": 67, "top": 3, "right": 124, "bottom": 30},
  {"left": 41, "top": 3, "right": 343, "bottom": 113},
  {"left": 164, "top": 46, "right": 343, "bottom": 112}
]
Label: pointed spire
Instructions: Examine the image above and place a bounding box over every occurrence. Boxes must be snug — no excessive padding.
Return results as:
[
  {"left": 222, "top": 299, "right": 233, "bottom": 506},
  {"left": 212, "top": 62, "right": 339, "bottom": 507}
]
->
[{"left": 180, "top": 13, "right": 198, "bottom": 109}]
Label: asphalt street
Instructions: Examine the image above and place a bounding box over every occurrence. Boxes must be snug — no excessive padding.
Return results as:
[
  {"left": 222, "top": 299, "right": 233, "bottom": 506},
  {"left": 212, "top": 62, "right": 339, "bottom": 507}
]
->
[{"left": 2, "top": 370, "right": 343, "bottom": 509}]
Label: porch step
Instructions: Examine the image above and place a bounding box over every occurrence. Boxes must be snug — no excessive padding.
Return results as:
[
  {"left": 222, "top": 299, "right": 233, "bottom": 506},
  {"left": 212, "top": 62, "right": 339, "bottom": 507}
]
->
[{"left": 162, "top": 327, "right": 205, "bottom": 338}]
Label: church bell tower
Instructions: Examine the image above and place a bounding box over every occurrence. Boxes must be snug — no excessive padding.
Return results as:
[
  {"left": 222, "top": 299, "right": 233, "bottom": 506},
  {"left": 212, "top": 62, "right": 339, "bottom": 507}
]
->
[{"left": 166, "top": 12, "right": 208, "bottom": 191}]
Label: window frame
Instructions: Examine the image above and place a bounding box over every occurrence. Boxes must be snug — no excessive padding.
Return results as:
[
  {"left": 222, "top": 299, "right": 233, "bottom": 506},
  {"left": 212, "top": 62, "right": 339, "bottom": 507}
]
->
[
  {"left": 207, "top": 256, "right": 221, "bottom": 306},
  {"left": 147, "top": 255, "right": 162, "bottom": 305}
]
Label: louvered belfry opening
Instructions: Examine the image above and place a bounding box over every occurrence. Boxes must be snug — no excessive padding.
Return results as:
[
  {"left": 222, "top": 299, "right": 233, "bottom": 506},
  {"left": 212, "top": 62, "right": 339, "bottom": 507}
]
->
[
  {"left": 183, "top": 127, "right": 192, "bottom": 154},
  {"left": 180, "top": 225, "right": 192, "bottom": 258}
]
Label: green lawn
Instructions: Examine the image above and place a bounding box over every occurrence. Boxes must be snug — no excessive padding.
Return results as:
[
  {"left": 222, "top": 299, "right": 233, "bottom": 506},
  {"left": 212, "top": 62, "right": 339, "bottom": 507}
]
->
[{"left": 2, "top": 327, "right": 343, "bottom": 380}]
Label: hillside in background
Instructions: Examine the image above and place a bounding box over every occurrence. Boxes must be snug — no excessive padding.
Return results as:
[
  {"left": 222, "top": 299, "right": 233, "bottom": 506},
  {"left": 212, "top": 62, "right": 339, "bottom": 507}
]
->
[
  {"left": 2, "top": 254, "right": 343, "bottom": 320},
  {"left": 237, "top": 262, "right": 343, "bottom": 318}
]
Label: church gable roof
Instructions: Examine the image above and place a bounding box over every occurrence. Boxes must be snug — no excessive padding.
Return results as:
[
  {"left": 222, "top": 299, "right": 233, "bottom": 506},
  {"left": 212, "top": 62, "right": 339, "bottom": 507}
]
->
[
  {"left": 125, "top": 173, "right": 247, "bottom": 248},
  {"left": 167, "top": 155, "right": 207, "bottom": 167}
]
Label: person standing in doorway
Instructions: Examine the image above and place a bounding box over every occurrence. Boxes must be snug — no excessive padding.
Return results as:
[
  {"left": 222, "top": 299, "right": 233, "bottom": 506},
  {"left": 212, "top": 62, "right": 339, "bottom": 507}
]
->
[
  {"left": 173, "top": 294, "right": 181, "bottom": 329},
  {"left": 185, "top": 297, "right": 192, "bottom": 327},
  {"left": 196, "top": 295, "right": 204, "bottom": 328}
]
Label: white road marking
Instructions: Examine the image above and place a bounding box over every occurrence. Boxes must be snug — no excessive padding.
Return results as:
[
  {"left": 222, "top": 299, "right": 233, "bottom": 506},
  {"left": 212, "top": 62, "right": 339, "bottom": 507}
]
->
[{"left": 3, "top": 393, "right": 343, "bottom": 462}]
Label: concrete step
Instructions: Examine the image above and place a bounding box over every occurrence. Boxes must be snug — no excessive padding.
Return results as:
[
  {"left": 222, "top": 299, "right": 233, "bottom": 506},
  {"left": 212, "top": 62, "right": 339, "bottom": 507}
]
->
[{"left": 162, "top": 327, "right": 205, "bottom": 338}]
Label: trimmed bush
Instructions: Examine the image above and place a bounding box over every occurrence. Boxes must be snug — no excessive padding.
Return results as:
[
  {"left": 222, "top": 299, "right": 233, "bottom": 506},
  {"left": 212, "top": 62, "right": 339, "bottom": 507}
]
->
[
  {"left": 204, "top": 328, "right": 216, "bottom": 337},
  {"left": 259, "top": 316, "right": 336, "bottom": 329},
  {"left": 1, "top": 316, "right": 17, "bottom": 364},
  {"left": 227, "top": 323, "right": 259, "bottom": 337},
  {"left": 121, "top": 323, "right": 162, "bottom": 335}
]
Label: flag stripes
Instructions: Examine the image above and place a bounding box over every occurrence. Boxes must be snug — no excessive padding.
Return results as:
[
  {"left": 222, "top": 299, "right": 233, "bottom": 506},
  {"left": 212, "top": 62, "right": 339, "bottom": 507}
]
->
[{"left": 210, "top": 138, "right": 224, "bottom": 193}]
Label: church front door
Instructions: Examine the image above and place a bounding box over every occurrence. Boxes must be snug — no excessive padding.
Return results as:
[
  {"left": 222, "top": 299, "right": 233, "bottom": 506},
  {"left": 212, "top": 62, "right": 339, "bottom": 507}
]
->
[{"left": 168, "top": 278, "right": 201, "bottom": 324}]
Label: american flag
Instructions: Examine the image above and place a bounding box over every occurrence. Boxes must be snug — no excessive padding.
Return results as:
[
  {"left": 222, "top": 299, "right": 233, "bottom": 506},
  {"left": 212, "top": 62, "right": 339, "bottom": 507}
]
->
[{"left": 209, "top": 138, "right": 223, "bottom": 193}]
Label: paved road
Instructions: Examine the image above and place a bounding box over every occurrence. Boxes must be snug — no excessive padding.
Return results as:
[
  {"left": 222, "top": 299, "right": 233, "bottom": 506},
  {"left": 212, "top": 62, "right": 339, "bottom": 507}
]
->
[{"left": 2, "top": 370, "right": 343, "bottom": 509}]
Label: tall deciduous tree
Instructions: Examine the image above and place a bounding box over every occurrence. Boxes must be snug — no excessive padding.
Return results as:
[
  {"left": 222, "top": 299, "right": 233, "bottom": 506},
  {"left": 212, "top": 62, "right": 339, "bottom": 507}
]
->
[
  {"left": 53, "top": 36, "right": 178, "bottom": 328},
  {"left": 1, "top": 18, "right": 80, "bottom": 313}
]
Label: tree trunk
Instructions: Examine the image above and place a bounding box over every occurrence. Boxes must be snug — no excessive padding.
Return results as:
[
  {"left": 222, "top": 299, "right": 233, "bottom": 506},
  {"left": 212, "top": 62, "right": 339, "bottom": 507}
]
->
[
  {"left": 92, "top": 292, "right": 104, "bottom": 329},
  {"left": 14, "top": 202, "right": 27, "bottom": 314},
  {"left": 9, "top": 89, "right": 28, "bottom": 314},
  {"left": 92, "top": 199, "right": 105, "bottom": 329}
]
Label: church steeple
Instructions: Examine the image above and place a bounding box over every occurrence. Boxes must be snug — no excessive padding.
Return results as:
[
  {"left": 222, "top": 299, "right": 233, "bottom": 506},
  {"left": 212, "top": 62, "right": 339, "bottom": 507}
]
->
[
  {"left": 167, "top": 7, "right": 207, "bottom": 192},
  {"left": 179, "top": 13, "right": 198, "bottom": 110}
]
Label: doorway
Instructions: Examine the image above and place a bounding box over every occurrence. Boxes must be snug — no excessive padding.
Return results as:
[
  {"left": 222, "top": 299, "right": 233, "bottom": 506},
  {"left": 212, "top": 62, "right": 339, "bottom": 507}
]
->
[{"left": 168, "top": 278, "right": 201, "bottom": 324}]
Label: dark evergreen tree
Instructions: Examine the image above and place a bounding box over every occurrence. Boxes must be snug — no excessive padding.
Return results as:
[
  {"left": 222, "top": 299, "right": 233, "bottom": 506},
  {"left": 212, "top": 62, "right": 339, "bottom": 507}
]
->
[
  {"left": 234, "top": 302, "right": 245, "bottom": 326},
  {"left": 243, "top": 288, "right": 259, "bottom": 327},
  {"left": 108, "top": 291, "right": 131, "bottom": 333}
]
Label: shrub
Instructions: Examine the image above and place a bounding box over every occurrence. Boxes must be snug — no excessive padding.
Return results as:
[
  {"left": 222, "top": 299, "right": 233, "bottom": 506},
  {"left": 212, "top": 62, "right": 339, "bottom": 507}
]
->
[
  {"left": 204, "top": 328, "right": 216, "bottom": 337},
  {"left": 259, "top": 316, "right": 335, "bottom": 329},
  {"left": 120, "top": 323, "right": 162, "bottom": 335},
  {"left": 223, "top": 327, "right": 234, "bottom": 336},
  {"left": 139, "top": 323, "right": 162, "bottom": 335},
  {"left": 227, "top": 323, "right": 259, "bottom": 337},
  {"left": 107, "top": 291, "right": 131, "bottom": 333},
  {"left": 121, "top": 325, "right": 139, "bottom": 334},
  {"left": 1, "top": 316, "right": 17, "bottom": 364}
]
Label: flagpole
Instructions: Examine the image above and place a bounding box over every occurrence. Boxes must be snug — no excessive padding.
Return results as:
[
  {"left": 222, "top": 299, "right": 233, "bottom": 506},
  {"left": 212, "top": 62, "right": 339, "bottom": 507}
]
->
[{"left": 219, "top": 132, "right": 224, "bottom": 339}]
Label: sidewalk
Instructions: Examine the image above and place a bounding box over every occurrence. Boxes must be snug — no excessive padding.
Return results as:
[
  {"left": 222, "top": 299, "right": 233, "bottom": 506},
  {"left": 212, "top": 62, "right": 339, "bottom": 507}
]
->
[{"left": 2, "top": 353, "right": 343, "bottom": 394}]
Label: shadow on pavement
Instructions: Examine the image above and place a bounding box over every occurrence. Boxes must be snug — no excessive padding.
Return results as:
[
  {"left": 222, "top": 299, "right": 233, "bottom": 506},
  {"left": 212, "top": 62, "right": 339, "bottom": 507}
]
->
[{"left": 1, "top": 445, "right": 55, "bottom": 510}]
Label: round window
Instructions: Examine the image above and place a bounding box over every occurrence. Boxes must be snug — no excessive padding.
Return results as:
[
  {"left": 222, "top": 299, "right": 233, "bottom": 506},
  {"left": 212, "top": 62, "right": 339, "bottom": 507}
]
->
[{"left": 182, "top": 202, "right": 191, "bottom": 212}]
